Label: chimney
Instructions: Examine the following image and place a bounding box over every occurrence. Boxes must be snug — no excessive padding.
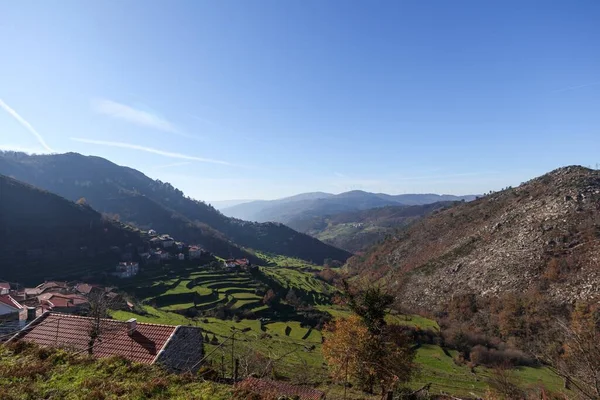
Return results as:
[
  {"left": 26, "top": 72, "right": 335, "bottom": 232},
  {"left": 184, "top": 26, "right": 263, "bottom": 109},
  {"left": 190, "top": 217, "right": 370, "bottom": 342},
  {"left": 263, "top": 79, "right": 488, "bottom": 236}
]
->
[
  {"left": 26, "top": 307, "right": 36, "bottom": 322},
  {"left": 126, "top": 318, "right": 137, "bottom": 336}
]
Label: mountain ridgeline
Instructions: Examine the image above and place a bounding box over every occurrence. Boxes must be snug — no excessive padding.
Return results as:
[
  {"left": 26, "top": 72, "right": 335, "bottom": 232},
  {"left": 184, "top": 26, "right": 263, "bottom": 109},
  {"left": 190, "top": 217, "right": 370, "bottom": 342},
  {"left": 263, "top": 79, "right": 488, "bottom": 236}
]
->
[
  {"left": 347, "top": 166, "right": 600, "bottom": 311},
  {"left": 0, "top": 174, "right": 146, "bottom": 283},
  {"left": 0, "top": 152, "right": 351, "bottom": 264},
  {"left": 220, "top": 190, "right": 476, "bottom": 224}
]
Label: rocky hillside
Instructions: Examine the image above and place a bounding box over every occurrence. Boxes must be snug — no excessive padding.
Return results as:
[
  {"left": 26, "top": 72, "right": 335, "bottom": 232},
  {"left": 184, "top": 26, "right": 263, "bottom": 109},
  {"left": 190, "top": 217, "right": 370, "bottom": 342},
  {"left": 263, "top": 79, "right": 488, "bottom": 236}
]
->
[
  {"left": 347, "top": 166, "right": 600, "bottom": 310},
  {"left": 287, "top": 201, "right": 455, "bottom": 253},
  {"left": 0, "top": 152, "right": 351, "bottom": 264}
]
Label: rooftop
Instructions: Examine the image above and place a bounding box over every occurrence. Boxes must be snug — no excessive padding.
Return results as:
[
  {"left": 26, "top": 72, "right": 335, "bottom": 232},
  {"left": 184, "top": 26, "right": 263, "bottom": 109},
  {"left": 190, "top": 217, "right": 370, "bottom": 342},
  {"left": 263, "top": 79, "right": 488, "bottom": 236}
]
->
[
  {"left": 0, "top": 295, "right": 23, "bottom": 310},
  {"left": 11, "top": 313, "right": 204, "bottom": 372},
  {"left": 237, "top": 377, "right": 325, "bottom": 400}
]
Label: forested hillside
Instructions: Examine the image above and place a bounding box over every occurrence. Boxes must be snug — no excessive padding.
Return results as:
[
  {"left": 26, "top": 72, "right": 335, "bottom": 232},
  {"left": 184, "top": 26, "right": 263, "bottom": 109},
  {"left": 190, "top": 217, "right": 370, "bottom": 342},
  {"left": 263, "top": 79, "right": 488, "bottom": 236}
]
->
[
  {"left": 0, "top": 174, "right": 145, "bottom": 283},
  {"left": 287, "top": 201, "right": 455, "bottom": 252},
  {"left": 0, "top": 152, "right": 350, "bottom": 264}
]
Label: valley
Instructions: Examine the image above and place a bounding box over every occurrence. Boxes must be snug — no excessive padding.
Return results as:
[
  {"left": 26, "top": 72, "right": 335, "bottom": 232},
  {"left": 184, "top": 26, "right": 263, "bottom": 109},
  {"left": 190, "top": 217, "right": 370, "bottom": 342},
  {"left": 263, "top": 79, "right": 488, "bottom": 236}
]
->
[{"left": 0, "top": 155, "right": 597, "bottom": 399}]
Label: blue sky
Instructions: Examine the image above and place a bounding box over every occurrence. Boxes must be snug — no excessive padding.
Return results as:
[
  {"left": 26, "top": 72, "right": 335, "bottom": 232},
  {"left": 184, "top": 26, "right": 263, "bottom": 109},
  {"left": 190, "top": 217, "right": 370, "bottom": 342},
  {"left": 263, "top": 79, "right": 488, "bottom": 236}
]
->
[{"left": 1, "top": 1, "right": 599, "bottom": 201}]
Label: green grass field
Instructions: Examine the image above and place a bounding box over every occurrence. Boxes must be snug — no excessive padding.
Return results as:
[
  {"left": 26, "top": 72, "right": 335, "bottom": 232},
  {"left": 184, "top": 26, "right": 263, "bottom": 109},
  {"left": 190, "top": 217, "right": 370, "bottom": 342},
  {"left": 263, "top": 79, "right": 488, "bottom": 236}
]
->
[
  {"left": 111, "top": 304, "right": 568, "bottom": 399},
  {"left": 110, "top": 258, "right": 568, "bottom": 399}
]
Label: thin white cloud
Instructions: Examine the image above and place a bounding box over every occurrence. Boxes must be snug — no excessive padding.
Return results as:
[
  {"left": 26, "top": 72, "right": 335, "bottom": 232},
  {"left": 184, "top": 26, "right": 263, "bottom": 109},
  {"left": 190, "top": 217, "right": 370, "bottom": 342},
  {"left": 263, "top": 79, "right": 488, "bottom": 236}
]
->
[
  {"left": 92, "top": 99, "right": 193, "bottom": 137},
  {"left": 0, "top": 99, "right": 54, "bottom": 152},
  {"left": 70, "top": 137, "right": 232, "bottom": 166},
  {"left": 333, "top": 172, "right": 347, "bottom": 178},
  {"left": 553, "top": 81, "right": 600, "bottom": 93},
  {"left": 154, "top": 161, "right": 193, "bottom": 169}
]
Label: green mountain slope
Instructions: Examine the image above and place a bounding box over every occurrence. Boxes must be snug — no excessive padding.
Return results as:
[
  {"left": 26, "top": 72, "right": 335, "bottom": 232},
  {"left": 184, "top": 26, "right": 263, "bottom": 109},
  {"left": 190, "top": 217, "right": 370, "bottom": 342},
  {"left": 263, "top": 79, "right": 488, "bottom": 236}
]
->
[
  {"left": 0, "top": 152, "right": 351, "bottom": 264},
  {"left": 287, "top": 202, "right": 456, "bottom": 252}
]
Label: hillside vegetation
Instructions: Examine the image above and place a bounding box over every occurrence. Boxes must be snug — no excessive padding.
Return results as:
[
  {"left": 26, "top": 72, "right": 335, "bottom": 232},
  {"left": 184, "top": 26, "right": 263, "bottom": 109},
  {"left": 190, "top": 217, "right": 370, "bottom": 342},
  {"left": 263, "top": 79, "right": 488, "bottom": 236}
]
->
[
  {"left": 0, "top": 151, "right": 350, "bottom": 264},
  {"left": 288, "top": 201, "right": 456, "bottom": 252},
  {"left": 347, "top": 166, "right": 600, "bottom": 310},
  {"left": 0, "top": 174, "right": 144, "bottom": 283},
  {"left": 0, "top": 342, "right": 231, "bottom": 400}
]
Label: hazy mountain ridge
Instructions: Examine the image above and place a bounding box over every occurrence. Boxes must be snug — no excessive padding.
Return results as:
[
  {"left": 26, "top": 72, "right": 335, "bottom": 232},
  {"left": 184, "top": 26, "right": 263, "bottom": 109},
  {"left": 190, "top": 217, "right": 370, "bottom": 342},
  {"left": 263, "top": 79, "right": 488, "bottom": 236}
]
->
[
  {"left": 221, "top": 189, "right": 476, "bottom": 224},
  {"left": 0, "top": 152, "right": 351, "bottom": 264},
  {"left": 346, "top": 165, "right": 600, "bottom": 310}
]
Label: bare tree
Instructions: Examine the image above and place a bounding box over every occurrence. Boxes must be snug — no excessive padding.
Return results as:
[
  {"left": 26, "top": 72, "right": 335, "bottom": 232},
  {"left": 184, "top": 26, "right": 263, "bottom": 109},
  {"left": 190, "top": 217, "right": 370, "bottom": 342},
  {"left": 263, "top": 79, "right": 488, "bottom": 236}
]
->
[
  {"left": 534, "top": 304, "right": 600, "bottom": 400},
  {"left": 86, "top": 290, "right": 116, "bottom": 355}
]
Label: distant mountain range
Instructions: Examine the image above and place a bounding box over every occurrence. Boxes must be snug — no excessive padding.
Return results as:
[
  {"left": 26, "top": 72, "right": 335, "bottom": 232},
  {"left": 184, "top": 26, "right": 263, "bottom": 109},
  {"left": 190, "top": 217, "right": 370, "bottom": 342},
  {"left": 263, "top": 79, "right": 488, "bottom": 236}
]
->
[
  {"left": 0, "top": 174, "right": 145, "bottom": 283},
  {"left": 220, "top": 190, "right": 477, "bottom": 224},
  {"left": 209, "top": 199, "right": 259, "bottom": 210},
  {"left": 0, "top": 151, "right": 351, "bottom": 265}
]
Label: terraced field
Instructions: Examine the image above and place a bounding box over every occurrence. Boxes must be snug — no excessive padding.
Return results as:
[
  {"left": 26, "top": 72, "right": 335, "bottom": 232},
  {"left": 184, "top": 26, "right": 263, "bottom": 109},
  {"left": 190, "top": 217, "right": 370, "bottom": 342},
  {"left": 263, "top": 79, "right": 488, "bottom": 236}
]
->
[{"left": 129, "top": 269, "right": 266, "bottom": 314}]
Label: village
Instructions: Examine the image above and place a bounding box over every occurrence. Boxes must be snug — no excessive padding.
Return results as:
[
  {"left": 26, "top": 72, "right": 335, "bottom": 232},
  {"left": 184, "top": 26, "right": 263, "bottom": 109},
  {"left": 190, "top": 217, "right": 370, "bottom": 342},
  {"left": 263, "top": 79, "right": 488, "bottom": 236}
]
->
[
  {"left": 0, "top": 229, "right": 254, "bottom": 331},
  {"left": 0, "top": 230, "right": 325, "bottom": 399}
]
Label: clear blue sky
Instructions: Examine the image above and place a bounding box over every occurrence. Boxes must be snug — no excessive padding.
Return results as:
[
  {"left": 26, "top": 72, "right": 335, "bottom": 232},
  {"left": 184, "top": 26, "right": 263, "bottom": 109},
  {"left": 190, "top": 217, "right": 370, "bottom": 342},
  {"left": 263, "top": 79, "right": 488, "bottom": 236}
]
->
[{"left": 1, "top": 1, "right": 599, "bottom": 201}]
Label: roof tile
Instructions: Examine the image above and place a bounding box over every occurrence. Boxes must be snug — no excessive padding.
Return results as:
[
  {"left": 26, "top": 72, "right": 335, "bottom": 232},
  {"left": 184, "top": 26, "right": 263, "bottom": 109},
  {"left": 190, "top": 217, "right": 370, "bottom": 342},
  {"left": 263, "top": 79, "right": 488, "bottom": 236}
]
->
[{"left": 18, "top": 313, "right": 177, "bottom": 364}]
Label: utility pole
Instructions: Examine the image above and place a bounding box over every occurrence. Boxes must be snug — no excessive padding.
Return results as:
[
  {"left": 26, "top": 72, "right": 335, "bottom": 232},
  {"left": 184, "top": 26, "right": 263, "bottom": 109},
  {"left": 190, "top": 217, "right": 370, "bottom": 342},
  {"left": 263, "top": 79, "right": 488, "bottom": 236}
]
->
[{"left": 230, "top": 326, "right": 251, "bottom": 382}]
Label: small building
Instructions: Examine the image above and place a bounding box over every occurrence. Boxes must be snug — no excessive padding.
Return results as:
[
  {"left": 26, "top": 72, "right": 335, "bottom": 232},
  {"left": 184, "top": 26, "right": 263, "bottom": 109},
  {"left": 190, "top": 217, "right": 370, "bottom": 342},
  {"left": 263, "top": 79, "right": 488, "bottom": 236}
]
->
[
  {"left": 188, "top": 246, "right": 204, "bottom": 259},
  {"left": 175, "top": 242, "right": 184, "bottom": 251},
  {"left": 0, "top": 295, "right": 26, "bottom": 319},
  {"left": 74, "top": 283, "right": 103, "bottom": 296},
  {"left": 24, "top": 281, "right": 68, "bottom": 298},
  {"left": 155, "top": 251, "right": 170, "bottom": 261},
  {"left": 177, "top": 253, "right": 185, "bottom": 261},
  {"left": 0, "top": 282, "right": 10, "bottom": 295},
  {"left": 10, "top": 313, "right": 205, "bottom": 373},
  {"left": 0, "top": 295, "right": 29, "bottom": 341},
  {"left": 224, "top": 258, "right": 250, "bottom": 269},
  {"left": 115, "top": 262, "right": 140, "bottom": 278},
  {"left": 37, "top": 293, "right": 89, "bottom": 314},
  {"left": 159, "top": 235, "right": 175, "bottom": 248},
  {"left": 148, "top": 229, "right": 157, "bottom": 236},
  {"left": 236, "top": 377, "right": 325, "bottom": 400}
]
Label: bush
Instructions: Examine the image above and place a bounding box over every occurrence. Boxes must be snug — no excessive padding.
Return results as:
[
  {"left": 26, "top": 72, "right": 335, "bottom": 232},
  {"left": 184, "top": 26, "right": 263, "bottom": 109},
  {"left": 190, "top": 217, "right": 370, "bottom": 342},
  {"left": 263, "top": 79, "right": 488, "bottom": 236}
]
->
[{"left": 470, "top": 345, "right": 536, "bottom": 367}]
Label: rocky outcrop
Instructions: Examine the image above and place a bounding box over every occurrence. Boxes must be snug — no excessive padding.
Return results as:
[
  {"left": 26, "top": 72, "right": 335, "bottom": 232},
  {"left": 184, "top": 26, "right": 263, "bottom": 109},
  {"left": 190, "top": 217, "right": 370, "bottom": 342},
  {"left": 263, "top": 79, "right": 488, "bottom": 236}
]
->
[{"left": 348, "top": 166, "right": 600, "bottom": 310}]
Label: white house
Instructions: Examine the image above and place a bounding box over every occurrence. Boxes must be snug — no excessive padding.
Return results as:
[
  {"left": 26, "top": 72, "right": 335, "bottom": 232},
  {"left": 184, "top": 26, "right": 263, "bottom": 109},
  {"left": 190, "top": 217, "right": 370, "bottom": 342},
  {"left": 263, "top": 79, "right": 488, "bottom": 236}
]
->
[
  {"left": 148, "top": 229, "right": 157, "bottom": 236},
  {"left": 115, "top": 262, "right": 140, "bottom": 278},
  {"left": 160, "top": 235, "right": 175, "bottom": 248},
  {"left": 188, "top": 246, "right": 204, "bottom": 259},
  {"left": 0, "top": 295, "right": 25, "bottom": 318},
  {"left": 178, "top": 253, "right": 185, "bottom": 261},
  {"left": 224, "top": 258, "right": 249, "bottom": 269},
  {"left": 0, "top": 283, "right": 10, "bottom": 295}
]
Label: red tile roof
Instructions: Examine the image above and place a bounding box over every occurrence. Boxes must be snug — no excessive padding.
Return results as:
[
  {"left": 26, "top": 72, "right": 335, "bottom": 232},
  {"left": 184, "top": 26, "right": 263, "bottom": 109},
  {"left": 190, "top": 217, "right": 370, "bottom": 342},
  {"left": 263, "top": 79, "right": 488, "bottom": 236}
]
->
[
  {"left": 17, "top": 313, "right": 177, "bottom": 365},
  {"left": 0, "top": 295, "right": 23, "bottom": 310},
  {"left": 0, "top": 283, "right": 11, "bottom": 290},
  {"left": 75, "top": 283, "right": 95, "bottom": 294},
  {"left": 237, "top": 377, "right": 325, "bottom": 400},
  {"left": 37, "top": 281, "right": 67, "bottom": 292},
  {"left": 37, "top": 293, "right": 88, "bottom": 308}
]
